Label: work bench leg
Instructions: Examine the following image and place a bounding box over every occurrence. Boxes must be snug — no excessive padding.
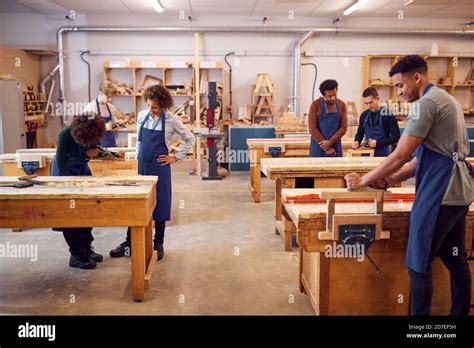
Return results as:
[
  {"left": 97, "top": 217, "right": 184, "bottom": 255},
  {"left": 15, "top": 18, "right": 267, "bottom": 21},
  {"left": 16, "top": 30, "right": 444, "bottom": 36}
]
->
[
  {"left": 131, "top": 226, "right": 146, "bottom": 302},
  {"left": 299, "top": 248, "right": 305, "bottom": 294},
  {"left": 145, "top": 219, "right": 153, "bottom": 271},
  {"left": 275, "top": 179, "right": 282, "bottom": 223},
  {"left": 249, "top": 162, "right": 262, "bottom": 203},
  {"left": 284, "top": 217, "right": 293, "bottom": 252},
  {"left": 253, "top": 163, "right": 262, "bottom": 203},
  {"left": 276, "top": 178, "right": 295, "bottom": 239}
]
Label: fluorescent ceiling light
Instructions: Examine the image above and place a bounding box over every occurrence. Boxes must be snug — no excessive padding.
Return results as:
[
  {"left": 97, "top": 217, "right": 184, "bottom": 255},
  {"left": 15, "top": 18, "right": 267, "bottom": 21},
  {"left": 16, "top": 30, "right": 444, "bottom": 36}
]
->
[
  {"left": 343, "top": 0, "right": 369, "bottom": 16},
  {"left": 153, "top": 0, "right": 164, "bottom": 13},
  {"left": 404, "top": 0, "right": 414, "bottom": 6}
]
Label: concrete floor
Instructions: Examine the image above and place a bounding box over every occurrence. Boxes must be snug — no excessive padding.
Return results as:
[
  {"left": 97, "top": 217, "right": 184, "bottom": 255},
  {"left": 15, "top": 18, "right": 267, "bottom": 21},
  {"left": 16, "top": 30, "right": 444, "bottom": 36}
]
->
[{"left": 0, "top": 169, "right": 315, "bottom": 315}]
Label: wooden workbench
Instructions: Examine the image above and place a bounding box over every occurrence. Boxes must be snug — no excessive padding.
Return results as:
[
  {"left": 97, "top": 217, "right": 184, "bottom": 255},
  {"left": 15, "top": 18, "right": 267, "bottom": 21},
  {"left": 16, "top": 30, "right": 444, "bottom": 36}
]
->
[
  {"left": 0, "top": 148, "right": 137, "bottom": 176},
  {"left": 247, "top": 138, "right": 354, "bottom": 203},
  {"left": 261, "top": 157, "right": 386, "bottom": 251},
  {"left": 0, "top": 176, "right": 157, "bottom": 302},
  {"left": 264, "top": 156, "right": 474, "bottom": 251},
  {"left": 281, "top": 187, "right": 474, "bottom": 315}
]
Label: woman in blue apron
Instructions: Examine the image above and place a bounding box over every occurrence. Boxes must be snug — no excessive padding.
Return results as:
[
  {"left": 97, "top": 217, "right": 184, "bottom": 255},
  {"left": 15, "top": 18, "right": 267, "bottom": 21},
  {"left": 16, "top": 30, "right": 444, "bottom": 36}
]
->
[
  {"left": 50, "top": 114, "right": 106, "bottom": 269},
  {"left": 95, "top": 98, "right": 117, "bottom": 147},
  {"left": 83, "top": 83, "right": 121, "bottom": 147},
  {"left": 110, "top": 84, "right": 195, "bottom": 261},
  {"left": 309, "top": 79, "right": 345, "bottom": 157}
]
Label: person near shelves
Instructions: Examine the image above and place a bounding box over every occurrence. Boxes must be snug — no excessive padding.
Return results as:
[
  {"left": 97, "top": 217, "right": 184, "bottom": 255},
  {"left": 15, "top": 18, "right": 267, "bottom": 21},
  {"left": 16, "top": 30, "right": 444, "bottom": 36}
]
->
[
  {"left": 345, "top": 55, "right": 473, "bottom": 316},
  {"left": 109, "top": 84, "right": 195, "bottom": 261},
  {"left": 83, "top": 82, "right": 124, "bottom": 147},
  {"left": 308, "top": 79, "right": 348, "bottom": 157},
  {"left": 352, "top": 87, "right": 401, "bottom": 156},
  {"left": 50, "top": 113, "right": 106, "bottom": 270}
]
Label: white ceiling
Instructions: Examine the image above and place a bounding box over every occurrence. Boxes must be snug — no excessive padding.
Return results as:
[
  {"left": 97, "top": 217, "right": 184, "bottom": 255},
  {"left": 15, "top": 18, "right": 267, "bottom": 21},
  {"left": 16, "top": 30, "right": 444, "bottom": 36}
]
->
[{"left": 4, "top": 0, "right": 474, "bottom": 18}]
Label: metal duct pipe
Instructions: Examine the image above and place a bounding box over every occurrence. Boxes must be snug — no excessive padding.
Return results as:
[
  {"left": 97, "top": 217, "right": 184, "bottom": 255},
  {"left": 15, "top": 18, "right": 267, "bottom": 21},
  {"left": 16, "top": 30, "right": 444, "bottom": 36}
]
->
[
  {"left": 292, "top": 31, "right": 313, "bottom": 117},
  {"left": 56, "top": 26, "right": 474, "bottom": 119},
  {"left": 40, "top": 64, "right": 59, "bottom": 95}
]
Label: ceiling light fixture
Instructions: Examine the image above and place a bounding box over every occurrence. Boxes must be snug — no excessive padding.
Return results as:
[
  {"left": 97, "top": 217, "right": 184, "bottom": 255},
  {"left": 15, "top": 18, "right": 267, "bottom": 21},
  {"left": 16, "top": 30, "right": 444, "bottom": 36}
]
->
[
  {"left": 343, "top": 0, "right": 369, "bottom": 16},
  {"left": 153, "top": 0, "right": 164, "bottom": 13}
]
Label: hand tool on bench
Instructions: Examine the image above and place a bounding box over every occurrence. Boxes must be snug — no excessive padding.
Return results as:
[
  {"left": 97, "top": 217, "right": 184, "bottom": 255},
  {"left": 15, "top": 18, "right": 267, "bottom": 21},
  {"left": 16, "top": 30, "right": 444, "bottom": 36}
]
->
[
  {"left": 105, "top": 181, "right": 140, "bottom": 186},
  {"left": 0, "top": 181, "right": 34, "bottom": 189},
  {"left": 18, "top": 175, "right": 49, "bottom": 186},
  {"left": 95, "top": 145, "right": 125, "bottom": 160}
]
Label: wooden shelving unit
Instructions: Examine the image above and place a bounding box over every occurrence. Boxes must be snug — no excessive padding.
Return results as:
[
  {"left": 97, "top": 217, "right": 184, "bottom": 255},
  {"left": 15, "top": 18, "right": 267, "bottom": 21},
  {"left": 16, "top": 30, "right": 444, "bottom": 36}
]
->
[
  {"left": 103, "top": 60, "right": 226, "bottom": 131},
  {"left": 23, "top": 85, "right": 46, "bottom": 123},
  {"left": 361, "top": 54, "right": 474, "bottom": 123}
]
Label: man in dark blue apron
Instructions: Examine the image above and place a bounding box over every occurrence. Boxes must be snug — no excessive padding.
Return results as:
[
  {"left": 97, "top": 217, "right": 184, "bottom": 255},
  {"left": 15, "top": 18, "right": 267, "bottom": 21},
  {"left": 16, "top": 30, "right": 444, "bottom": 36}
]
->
[
  {"left": 345, "top": 55, "right": 473, "bottom": 315},
  {"left": 308, "top": 79, "right": 348, "bottom": 157},
  {"left": 109, "top": 84, "right": 194, "bottom": 261},
  {"left": 83, "top": 83, "right": 123, "bottom": 147},
  {"left": 353, "top": 87, "right": 400, "bottom": 156},
  {"left": 50, "top": 114, "right": 106, "bottom": 269}
]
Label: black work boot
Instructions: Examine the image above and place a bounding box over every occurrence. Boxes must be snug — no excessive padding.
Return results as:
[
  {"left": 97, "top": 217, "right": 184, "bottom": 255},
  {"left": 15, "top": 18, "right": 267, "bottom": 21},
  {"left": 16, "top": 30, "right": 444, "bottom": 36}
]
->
[
  {"left": 154, "top": 243, "right": 164, "bottom": 261},
  {"left": 109, "top": 241, "right": 131, "bottom": 258},
  {"left": 85, "top": 245, "right": 103, "bottom": 262},
  {"left": 69, "top": 253, "right": 96, "bottom": 270}
]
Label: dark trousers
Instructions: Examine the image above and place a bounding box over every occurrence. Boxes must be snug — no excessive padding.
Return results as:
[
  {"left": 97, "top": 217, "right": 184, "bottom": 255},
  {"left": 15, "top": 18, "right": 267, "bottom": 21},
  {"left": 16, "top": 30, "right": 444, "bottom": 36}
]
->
[
  {"left": 62, "top": 228, "right": 94, "bottom": 257},
  {"left": 408, "top": 205, "right": 471, "bottom": 316},
  {"left": 125, "top": 221, "right": 166, "bottom": 247}
]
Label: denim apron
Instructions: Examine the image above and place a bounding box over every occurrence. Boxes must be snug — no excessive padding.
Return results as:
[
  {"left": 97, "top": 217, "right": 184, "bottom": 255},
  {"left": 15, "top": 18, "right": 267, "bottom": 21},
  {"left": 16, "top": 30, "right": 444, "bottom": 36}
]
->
[
  {"left": 310, "top": 98, "right": 342, "bottom": 157},
  {"left": 137, "top": 112, "right": 171, "bottom": 221},
  {"left": 96, "top": 98, "right": 117, "bottom": 147},
  {"left": 406, "top": 83, "right": 473, "bottom": 273},
  {"left": 363, "top": 108, "right": 391, "bottom": 157}
]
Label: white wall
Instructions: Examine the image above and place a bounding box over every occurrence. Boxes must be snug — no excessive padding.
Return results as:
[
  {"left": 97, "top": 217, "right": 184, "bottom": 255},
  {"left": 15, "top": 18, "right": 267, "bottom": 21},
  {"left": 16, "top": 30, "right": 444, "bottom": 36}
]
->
[{"left": 1, "top": 11, "right": 473, "bottom": 144}]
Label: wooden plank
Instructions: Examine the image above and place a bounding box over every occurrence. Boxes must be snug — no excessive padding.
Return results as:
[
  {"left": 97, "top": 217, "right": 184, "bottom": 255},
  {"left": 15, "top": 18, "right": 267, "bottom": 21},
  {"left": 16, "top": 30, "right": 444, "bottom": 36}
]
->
[
  {"left": 347, "top": 149, "right": 374, "bottom": 157},
  {"left": 0, "top": 176, "right": 157, "bottom": 200},
  {"left": 314, "top": 177, "right": 345, "bottom": 188}
]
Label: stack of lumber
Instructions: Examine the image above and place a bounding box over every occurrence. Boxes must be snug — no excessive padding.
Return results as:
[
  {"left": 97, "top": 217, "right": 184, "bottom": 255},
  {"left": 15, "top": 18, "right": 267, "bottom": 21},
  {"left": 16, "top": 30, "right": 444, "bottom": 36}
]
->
[
  {"left": 276, "top": 112, "right": 307, "bottom": 133},
  {"left": 103, "top": 80, "right": 134, "bottom": 96}
]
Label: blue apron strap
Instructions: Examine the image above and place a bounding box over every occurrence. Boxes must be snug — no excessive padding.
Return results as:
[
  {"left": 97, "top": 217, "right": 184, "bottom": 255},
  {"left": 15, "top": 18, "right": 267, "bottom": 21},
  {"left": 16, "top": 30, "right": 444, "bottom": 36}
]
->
[
  {"left": 95, "top": 98, "right": 101, "bottom": 116},
  {"left": 138, "top": 112, "right": 151, "bottom": 142},
  {"left": 96, "top": 98, "right": 113, "bottom": 119},
  {"left": 423, "top": 83, "right": 435, "bottom": 96},
  {"left": 161, "top": 112, "right": 166, "bottom": 140},
  {"left": 105, "top": 103, "right": 112, "bottom": 119}
]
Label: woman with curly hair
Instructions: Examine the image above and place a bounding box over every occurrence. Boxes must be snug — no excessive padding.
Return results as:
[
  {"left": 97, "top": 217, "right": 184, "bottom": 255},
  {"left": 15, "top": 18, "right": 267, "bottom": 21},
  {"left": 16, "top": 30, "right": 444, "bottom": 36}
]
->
[
  {"left": 110, "top": 84, "right": 194, "bottom": 261},
  {"left": 50, "top": 113, "right": 106, "bottom": 269}
]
